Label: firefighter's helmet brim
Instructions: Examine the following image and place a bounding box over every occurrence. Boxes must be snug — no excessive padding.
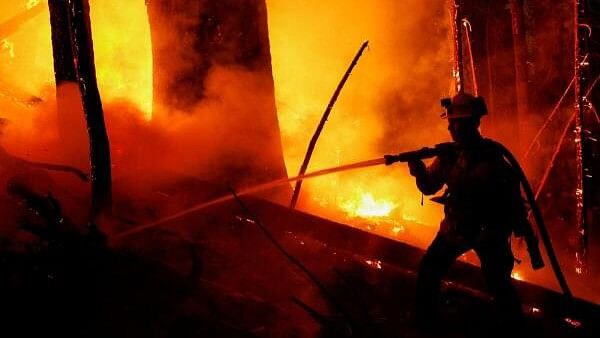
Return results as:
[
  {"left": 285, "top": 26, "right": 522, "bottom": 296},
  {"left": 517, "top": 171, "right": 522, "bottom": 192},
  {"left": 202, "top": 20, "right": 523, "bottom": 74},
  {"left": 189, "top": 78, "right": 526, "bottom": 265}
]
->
[{"left": 440, "top": 93, "right": 488, "bottom": 119}]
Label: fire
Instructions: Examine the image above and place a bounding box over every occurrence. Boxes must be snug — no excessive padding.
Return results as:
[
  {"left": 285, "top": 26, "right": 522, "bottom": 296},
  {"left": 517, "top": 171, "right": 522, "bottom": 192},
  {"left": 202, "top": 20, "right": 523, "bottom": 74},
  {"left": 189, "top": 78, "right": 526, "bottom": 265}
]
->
[
  {"left": 0, "top": 39, "right": 14, "bottom": 58},
  {"left": 266, "top": 0, "right": 449, "bottom": 243},
  {"left": 0, "top": 0, "right": 579, "bottom": 300},
  {"left": 26, "top": 0, "right": 40, "bottom": 10},
  {"left": 511, "top": 271, "right": 523, "bottom": 281},
  {"left": 88, "top": 1, "right": 153, "bottom": 119},
  {"left": 391, "top": 226, "right": 404, "bottom": 235},
  {"left": 1, "top": 1, "right": 446, "bottom": 243},
  {"left": 342, "top": 192, "right": 397, "bottom": 218},
  {"left": 0, "top": 1, "right": 152, "bottom": 119},
  {"left": 2, "top": 1, "right": 447, "bottom": 240}
]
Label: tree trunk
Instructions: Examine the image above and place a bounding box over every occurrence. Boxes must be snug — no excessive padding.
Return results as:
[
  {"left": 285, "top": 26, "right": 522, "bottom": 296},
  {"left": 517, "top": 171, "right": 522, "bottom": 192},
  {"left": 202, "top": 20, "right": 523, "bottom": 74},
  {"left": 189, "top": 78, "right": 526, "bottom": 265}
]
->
[
  {"left": 573, "top": 0, "right": 592, "bottom": 274},
  {"left": 509, "top": 0, "right": 529, "bottom": 152},
  {"left": 48, "top": 0, "right": 77, "bottom": 85},
  {"left": 147, "top": 0, "right": 288, "bottom": 189},
  {"left": 66, "top": 0, "right": 112, "bottom": 219},
  {"left": 451, "top": 0, "right": 465, "bottom": 94},
  {"left": 47, "top": 0, "right": 88, "bottom": 168}
]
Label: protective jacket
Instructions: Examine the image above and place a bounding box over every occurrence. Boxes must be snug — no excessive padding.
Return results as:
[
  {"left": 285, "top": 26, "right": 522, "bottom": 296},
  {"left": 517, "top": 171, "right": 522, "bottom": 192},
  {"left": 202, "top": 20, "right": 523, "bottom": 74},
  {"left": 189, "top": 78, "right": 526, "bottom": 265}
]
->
[{"left": 414, "top": 137, "right": 529, "bottom": 242}]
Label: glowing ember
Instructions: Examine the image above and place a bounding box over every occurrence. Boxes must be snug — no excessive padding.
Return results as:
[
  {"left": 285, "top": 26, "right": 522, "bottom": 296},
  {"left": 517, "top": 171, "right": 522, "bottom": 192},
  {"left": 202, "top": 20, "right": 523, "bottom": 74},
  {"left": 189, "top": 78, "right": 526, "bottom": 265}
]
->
[
  {"left": 391, "top": 226, "right": 404, "bottom": 235},
  {"left": 341, "top": 193, "right": 398, "bottom": 218},
  {"left": 511, "top": 271, "right": 523, "bottom": 281},
  {"left": 564, "top": 317, "right": 583, "bottom": 329},
  {"left": 266, "top": 0, "right": 448, "bottom": 242},
  {"left": 1, "top": 39, "right": 15, "bottom": 59},
  {"left": 402, "top": 213, "right": 418, "bottom": 222},
  {"left": 89, "top": 0, "right": 153, "bottom": 119},
  {"left": 26, "top": 0, "right": 40, "bottom": 10},
  {"left": 364, "top": 259, "right": 383, "bottom": 270}
]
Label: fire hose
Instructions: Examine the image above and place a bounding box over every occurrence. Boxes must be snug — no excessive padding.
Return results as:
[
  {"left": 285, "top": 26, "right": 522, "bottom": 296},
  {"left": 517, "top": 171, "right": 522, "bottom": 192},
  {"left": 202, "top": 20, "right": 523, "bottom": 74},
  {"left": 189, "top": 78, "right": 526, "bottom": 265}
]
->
[{"left": 384, "top": 140, "right": 572, "bottom": 298}]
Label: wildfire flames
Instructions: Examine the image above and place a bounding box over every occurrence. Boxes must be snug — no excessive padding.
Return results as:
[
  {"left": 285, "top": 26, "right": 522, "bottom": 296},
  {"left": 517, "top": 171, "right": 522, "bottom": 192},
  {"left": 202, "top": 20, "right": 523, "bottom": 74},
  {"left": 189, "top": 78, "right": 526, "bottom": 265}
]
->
[
  {"left": 0, "top": 39, "right": 15, "bottom": 58},
  {"left": 0, "top": 0, "right": 448, "bottom": 249},
  {"left": 511, "top": 271, "right": 524, "bottom": 281},
  {"left": 0, "top": 0, "right": 571, "bottom": 297},
  {"left": 341, "top": 192, "right": 398, "bottom": 218},
  {"left": 265, "top": 0, "right": 452, "bottom": 244},
  {"left": 0, "top": 1, "right": 152, "bottom": 119}
]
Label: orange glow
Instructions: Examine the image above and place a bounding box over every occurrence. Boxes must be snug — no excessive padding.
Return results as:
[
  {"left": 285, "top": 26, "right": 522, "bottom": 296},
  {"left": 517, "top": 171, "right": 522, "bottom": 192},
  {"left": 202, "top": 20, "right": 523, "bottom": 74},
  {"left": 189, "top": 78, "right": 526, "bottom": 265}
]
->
[
  {"left": 341, "top": 192, "right": 398, "bottom": 218},
  {"left": 26, "top": 0, "right": 40, "bottom": 10},
  {"left": 1, "top": 0, "right": 583, "bottom": 302},
  {"left": 511, "top": 271, "right": 524, "bottom": 281},
  {"left": 1, "top": 1, "right": 446, "bottom": 243},
  {"left": 89, "top": 0, "right": 152, "bottom": 119},
  {"left": 0, "top": 1, "right": 152, "bottom": 120},
  {"left": 364, "top": 259, "right": 383, "bottom": 270},
  {"left": 1, "top": 38, "right": 15, "bottom": 58},
  {"left": 266, "top": 0, "right": 451, "bottom": 247}
]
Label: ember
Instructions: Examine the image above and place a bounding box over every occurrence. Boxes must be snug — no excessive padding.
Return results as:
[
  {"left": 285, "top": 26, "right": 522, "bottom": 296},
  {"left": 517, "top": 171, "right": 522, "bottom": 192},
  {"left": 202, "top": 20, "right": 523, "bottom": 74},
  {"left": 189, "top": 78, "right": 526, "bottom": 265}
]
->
[
  {"left": 511, "top": 271, "right": 524, "bottom": 281},
  {"left": 564, "top": 317, "right": 583, "bottom": 329},
  {"left": 364, "top": 259, "right": 383, "bottom": 270}
]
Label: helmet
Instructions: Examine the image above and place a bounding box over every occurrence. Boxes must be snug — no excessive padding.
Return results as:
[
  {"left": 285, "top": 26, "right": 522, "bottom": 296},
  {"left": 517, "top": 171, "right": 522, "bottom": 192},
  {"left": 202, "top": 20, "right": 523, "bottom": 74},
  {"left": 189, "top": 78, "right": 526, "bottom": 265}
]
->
[{"left": 440, "top": 93, "right": 488, "bottom": 119}]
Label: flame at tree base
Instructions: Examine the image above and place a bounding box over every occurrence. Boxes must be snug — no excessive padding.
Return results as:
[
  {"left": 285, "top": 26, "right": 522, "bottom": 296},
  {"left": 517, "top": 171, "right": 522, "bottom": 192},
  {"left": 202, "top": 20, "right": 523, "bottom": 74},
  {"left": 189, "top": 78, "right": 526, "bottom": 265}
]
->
[{"left": 341, "top": 191, "right": 398, "bottom": 218}]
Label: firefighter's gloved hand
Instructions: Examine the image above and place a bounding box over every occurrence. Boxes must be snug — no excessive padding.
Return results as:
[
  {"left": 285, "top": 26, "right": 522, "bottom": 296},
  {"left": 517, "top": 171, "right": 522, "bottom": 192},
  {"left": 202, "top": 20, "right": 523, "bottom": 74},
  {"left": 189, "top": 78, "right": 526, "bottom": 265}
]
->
[{"left": 407, "top": 160, "right": 426, "bottom": 177}]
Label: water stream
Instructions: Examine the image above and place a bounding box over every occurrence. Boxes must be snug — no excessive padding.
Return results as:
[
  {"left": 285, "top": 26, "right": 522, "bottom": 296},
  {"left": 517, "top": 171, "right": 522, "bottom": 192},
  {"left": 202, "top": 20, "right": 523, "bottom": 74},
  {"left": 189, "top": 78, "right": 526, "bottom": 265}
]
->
[{"left": 116, "top": 157, "right": 386, "bottom": 238}]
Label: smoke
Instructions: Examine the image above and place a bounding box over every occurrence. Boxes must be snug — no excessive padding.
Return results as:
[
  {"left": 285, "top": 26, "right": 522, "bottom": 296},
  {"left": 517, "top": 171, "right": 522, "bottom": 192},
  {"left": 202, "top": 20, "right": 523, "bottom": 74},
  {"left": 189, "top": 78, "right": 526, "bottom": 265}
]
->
[
  {"left": 266, "top": 0, "right": 452, "bottom": 231},
  {"left": 1, "top": 0, "right": 452, "bottom": 238},
  {"left": 2, "top": 0, "right": 599, "bottom": 305}
]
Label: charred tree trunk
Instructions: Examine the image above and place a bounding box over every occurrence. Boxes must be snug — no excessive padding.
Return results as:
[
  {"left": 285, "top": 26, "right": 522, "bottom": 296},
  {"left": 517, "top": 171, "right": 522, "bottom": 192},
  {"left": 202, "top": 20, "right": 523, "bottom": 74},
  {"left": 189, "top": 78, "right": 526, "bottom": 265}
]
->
[
  {"left": 451, "top": 0, "right": 466, "bottom": 94},
  {"left": 573, "top": 0, "right": 592, "bottom": 274},
  {"left": 48, "top": 0, "right": 77, "bottom": 86},
  {"left": 47, "top": 0, "right": 88, "bottom": 168},
  {"left": 66, "top": 0, "right": 112, "bottom": 219},
  {"left": 509, "top": 0, "right": 529, "bottom": 152},
  {"left": 147, "top": 0, "right": 288, "bottom": 189}
]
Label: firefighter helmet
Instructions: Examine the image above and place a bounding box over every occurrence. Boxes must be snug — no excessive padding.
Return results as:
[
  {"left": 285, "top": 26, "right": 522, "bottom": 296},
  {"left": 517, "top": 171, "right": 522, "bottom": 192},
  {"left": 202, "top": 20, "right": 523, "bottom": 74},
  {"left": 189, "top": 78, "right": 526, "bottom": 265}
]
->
[{"left": 440, "top": 93, "right": 488, "bottom": 119}]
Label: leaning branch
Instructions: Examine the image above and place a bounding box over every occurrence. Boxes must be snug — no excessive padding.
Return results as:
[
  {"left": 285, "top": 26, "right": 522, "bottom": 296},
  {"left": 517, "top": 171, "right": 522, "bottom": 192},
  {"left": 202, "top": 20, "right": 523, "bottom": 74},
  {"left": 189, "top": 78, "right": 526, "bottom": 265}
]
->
[{"left": 290, "top": 41, "right": 369, "bottom": 208}]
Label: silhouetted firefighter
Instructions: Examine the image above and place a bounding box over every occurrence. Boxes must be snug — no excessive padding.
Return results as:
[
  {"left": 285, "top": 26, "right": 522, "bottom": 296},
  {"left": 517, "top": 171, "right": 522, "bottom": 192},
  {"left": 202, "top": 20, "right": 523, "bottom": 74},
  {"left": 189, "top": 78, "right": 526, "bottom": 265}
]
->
[{"left": 386, "top": 93, "right": 544, "bottom": 330}]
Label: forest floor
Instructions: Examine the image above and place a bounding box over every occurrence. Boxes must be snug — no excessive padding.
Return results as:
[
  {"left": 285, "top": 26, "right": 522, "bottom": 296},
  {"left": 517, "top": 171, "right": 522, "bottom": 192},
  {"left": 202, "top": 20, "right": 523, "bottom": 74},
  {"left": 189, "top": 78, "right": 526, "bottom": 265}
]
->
[{"left": 0, "top": 177, "right": 598, "bottom": 338}]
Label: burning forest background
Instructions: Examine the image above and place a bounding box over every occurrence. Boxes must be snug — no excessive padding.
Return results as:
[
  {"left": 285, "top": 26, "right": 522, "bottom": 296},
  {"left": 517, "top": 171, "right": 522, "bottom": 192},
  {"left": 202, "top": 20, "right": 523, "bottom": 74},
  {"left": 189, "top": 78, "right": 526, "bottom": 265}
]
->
[{"left": 0, "top": 0, "right": 599, "bottom": 337}]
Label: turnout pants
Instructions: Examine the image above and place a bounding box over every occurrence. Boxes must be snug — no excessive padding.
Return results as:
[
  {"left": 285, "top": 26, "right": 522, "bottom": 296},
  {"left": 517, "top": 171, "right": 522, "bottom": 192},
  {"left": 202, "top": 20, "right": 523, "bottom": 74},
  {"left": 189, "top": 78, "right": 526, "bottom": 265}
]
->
[{"left": 415, "top": 233, "right": 523, "bottom": 324}]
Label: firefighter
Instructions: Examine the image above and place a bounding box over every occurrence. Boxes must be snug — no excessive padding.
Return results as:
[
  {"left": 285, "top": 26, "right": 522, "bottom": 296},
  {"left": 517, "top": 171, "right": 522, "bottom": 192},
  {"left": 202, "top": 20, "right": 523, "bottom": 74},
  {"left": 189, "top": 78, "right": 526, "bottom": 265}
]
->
[{"left": 408, "top": 93, "right": 526, "bottom": 328}]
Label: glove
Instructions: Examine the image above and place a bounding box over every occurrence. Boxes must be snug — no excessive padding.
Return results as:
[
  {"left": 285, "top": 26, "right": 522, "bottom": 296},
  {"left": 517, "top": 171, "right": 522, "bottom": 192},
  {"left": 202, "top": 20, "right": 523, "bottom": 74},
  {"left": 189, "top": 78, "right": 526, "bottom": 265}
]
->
[{"left": 407, "top": 159, "right": 426, "bottom": 177}]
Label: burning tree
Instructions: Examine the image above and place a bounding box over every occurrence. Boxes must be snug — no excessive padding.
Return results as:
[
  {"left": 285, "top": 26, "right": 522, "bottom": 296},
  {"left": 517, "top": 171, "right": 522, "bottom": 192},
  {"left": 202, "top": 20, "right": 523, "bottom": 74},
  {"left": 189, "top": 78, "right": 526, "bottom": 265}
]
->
[{"left": 147, "top": 0, "right": 288, "bottom": 189}]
